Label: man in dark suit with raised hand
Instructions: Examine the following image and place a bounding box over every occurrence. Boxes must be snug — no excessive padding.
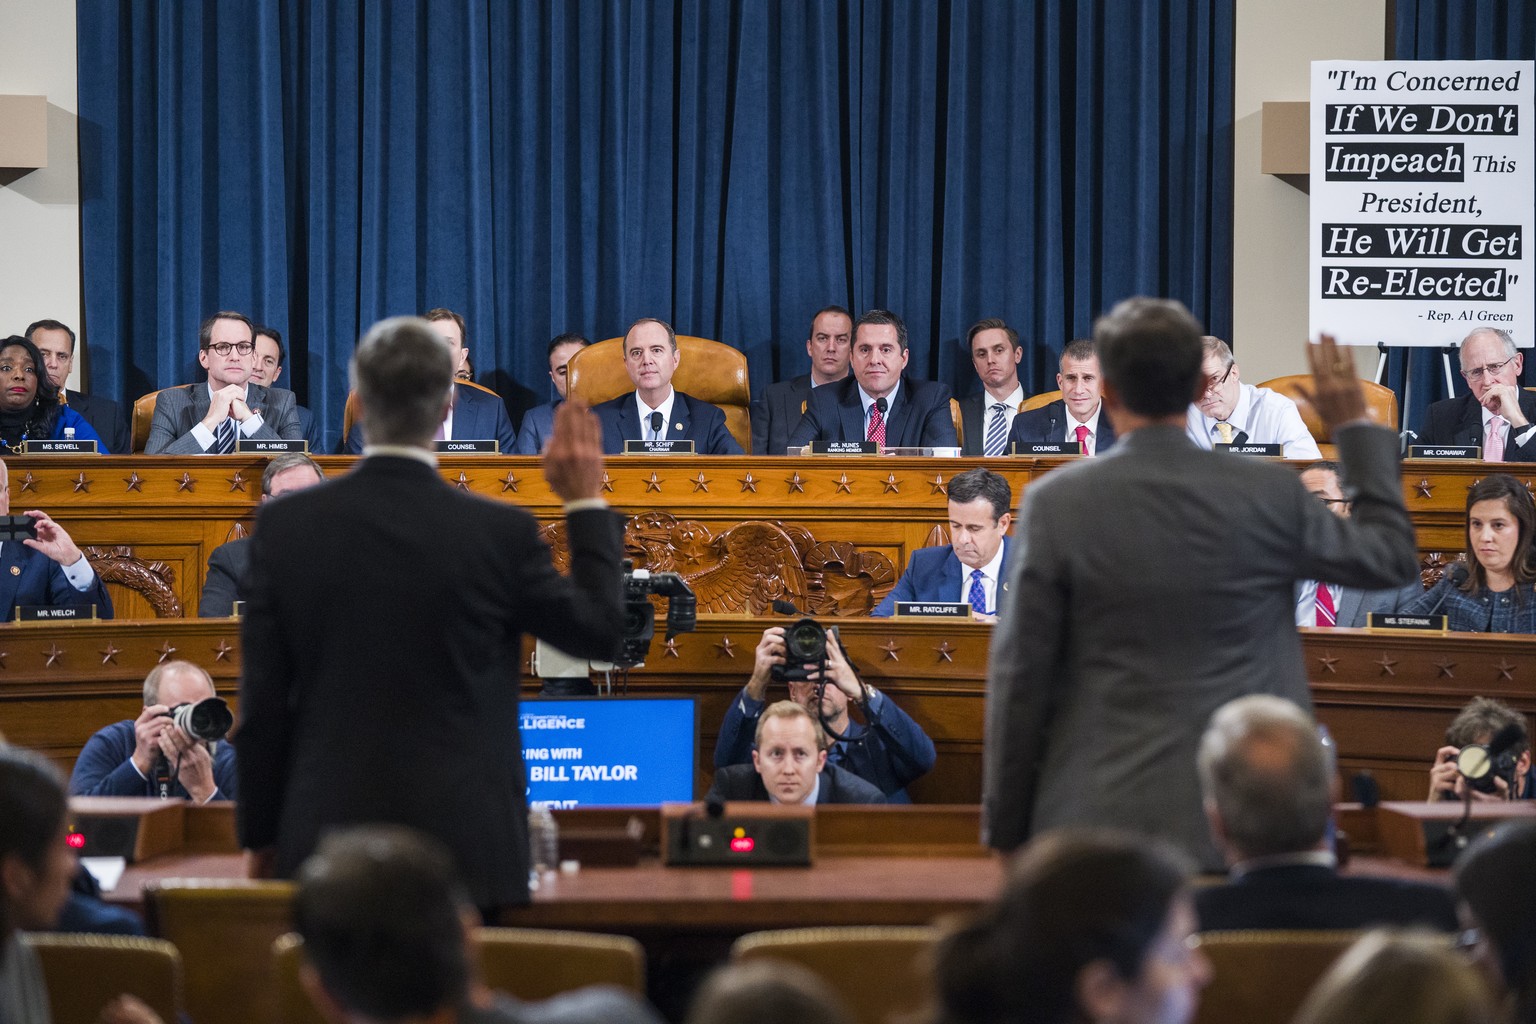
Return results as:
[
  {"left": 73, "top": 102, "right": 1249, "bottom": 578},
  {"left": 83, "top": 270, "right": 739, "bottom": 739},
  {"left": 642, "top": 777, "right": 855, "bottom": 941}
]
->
[
  {"left": 25, "top": 319, "right": 129, "bottom": 455},
  {"left": 984, "top": 297, "right": 1418, "bottom": 871},
  {"left": 751, "top": 306, "right": 851, "bottom": 455},
  {"left": 593, "top": 317, "right": 742, "bottom": 455},
  {"left": 236, "top": 316, "right": 624, "bottom": 914},
  {"left": 1008, "top": 338, "right": 1118, "bottom": 456},
  {"left": 1421, "top": 327, "right": 1536, "bottom": 462},
  {"left": 787, "top": 309, "right": 957, "bottom": 451}
]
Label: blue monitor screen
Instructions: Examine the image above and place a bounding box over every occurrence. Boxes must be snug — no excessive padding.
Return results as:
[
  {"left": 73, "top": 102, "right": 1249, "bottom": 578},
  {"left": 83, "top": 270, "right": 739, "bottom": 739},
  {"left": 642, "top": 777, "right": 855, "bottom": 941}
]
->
[{"left": 521, "top": 696, "right": 697, "bottom": 809}]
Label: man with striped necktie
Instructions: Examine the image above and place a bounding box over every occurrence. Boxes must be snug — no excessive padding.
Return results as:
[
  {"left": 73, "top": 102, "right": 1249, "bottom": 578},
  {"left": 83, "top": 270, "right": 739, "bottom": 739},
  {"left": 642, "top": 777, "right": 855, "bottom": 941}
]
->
[
  {"left": 873, "top": 467, "right": 1013, "bottom": 620},
  {"left": 960, "top": 319, "right": 1024, "bottom": 457}
]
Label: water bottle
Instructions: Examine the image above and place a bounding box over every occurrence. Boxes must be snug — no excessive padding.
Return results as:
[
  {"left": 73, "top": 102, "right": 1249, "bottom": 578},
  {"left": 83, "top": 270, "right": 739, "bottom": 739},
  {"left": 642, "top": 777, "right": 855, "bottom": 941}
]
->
[{"left": 528, "top": 806, "right": 558, "bottom": 885}]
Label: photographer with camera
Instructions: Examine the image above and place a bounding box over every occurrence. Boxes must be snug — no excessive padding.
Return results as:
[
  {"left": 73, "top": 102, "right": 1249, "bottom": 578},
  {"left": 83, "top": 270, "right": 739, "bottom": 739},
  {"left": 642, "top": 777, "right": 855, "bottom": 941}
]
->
[
  {"left": 712, "top": 622, "right": 936, "bottom": 802},
  {"left": 1428, "top": 696, "right": 1534, "bottom": 802},
  {"left": 69, "top": 660, "right": 237, "bottom": 803}
]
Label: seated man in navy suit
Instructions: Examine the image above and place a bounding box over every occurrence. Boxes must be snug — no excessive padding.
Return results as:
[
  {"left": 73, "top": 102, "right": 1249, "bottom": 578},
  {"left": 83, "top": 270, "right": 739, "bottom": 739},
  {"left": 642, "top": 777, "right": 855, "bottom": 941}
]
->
[
  {"left": 26, "top": 319, "right": 129, "bottom": 455},
  {"left": 1195, "top": 694, "right": 1457, "bottom": 932},
  {"left": 593, "top": 318, "right": 743, "bottom": 455},
  {"left": 1295, "top": 460, "right": 1423, "bottom": 628},
  {"left": 706, "top": 701, "right": 886, "bottom": 805},
  {"left": 514, "top": 332, "right": 590, "bottom": 455},
  {"left": 959, "top": 318, "right": 1025, "bottom": 457},
  {"left": 250, "top": 325, "right": 323, "bottom": 451},
  {"left": 786, "top": 309, "right": 958, "bottom": 451},
  {"left": 1008, "top": 338, "right": 1117, "bottom": 456},
  {"left": 0, "top": 457, "right": 112, "bottom": 620},
  {"left": 751, "top": 305, "right": 851, "bottom": 455},
  {"left": 1421, "top": 327, "right": 1536, "bottom": 462},
  {"left": 873, "top": 468, "right": 1014, "bottom": 621}
]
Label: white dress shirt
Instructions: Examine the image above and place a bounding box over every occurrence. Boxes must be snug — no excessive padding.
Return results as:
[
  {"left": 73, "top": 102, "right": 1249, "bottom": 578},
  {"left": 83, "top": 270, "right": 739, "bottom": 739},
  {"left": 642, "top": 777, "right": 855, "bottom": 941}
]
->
[
  {"left": 1186, "top": 384, "right": 1321, "bottom": 459},
  {"left": 958, "top": 542, "right": 1007, "bottom": 614},
  {"left": 634, "top": 389, "right": 677, "bottom": 441}
]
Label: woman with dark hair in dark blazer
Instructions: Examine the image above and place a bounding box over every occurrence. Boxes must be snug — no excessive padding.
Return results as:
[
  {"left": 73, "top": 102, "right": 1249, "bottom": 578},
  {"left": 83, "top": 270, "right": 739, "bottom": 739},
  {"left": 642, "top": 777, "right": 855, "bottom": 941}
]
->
[{"left": 1405, "top": 473, "right": 1536, "bottom": 633}]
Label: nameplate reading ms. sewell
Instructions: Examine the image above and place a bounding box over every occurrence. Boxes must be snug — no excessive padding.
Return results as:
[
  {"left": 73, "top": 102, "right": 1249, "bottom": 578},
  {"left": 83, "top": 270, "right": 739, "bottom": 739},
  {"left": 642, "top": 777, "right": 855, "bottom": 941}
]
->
[
  {"left": 1214, "top": 443, "right": 1284, "bottom": 456},
  {"left": 894, "top": 602, "right": 971, "bottom": 618},
  {"left": 1010, "top": 441, "right": 1075, "bottom": 456},
  {"left": 236, "top": 439, "right": 309, "bottom": 453},
  {"left": 1409, "top": 445, "right": 1481, "bottom": 460},
  {"left": 22, "top": 439, "right": 98, "bottom": 454},
  {"left": 434, "top": 439, "right": 499, "bottom": 454},
  {"left": 1366, "top": 613, "right": 1448, "bottom": 632},
  {"left": 623, "top": 440, "right": 696, "bottom": 455},
  {"left": 15, "top": 605, "right": 94, "bottom": 622},
  {"left": 810, "top": 441, "right": 877, "bottom": 455}
]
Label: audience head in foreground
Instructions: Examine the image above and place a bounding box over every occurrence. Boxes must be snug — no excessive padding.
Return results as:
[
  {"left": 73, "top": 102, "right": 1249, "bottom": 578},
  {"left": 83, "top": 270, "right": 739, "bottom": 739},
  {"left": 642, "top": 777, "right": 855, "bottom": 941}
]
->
[
  {"left": 1094, "top": 298, "right": 1206, "bottom": 424},
  {"left": 686, "top": 959, "right": 854, "bottom": 1024},
  {"left": 1456, "top": 819, "right": 1536, "bottom": 1024},
  {"left": 0, "top": 745, "right": 72, "bottom": 941},
  {"left": 931, "top": 829, "right": 1207, "bottom": 1024},
  {"left": 352, "top": 317, "right": 456, "bottom": 448},
  {"left": 1291, "top": 929, "right": 1501, "bottom": 1024}
]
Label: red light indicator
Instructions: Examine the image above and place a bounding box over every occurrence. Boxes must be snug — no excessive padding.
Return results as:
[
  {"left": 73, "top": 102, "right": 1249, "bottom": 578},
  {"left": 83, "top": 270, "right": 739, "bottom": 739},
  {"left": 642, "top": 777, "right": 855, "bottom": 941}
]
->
[
  {"left": 66, "top": 833, "right": 85, "bottom": 849},
  {"left": 729, "top": 836, "right": 755, "bottom": 853}
]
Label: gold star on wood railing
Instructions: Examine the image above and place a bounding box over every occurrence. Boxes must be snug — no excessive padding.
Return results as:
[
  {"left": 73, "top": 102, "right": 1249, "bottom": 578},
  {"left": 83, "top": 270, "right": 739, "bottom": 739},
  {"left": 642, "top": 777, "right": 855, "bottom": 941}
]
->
[
  {"left": 73, "top": 473, "right": 91, "bottom": 494},
  {"left": 176, "top": 473, "right": 195, "bottom": 493},
  {"left": 1316, "top": 653, "right": 1339, "bottom": 674},
  {"left": 156, "top": 641, "right": 179, "bottom": 663},
  {"left": 928, "top": 475, "right": 947, "bottom": 495},
  {"left": 1375, "top": 653, "right": 1397, "bottom": 677},
  {"left": 1496, "top": 658, "right": 1517, "bottom": 681},
  {"left": 934, "top": 640, "right": 956, "bottom": 663},
  {"left": 98, "top": 643, "right": 121, "bottom": 666},
  {"left": 834, "top": 473, "right": 853, "bottom": 494},
  {"left": 714, "top": 636, "right": 737, "bottom": 658},
  {"left": 785, "top": 473, "right": 805, "bottom": 494},
  {"left": 883, "top": 474, "right": 901, "bottom": 494},
  {"left": 501, "top": 472, "right": 519, "bottom": 493},
  {"left": 227, "top": 472, "right": 247, "bottom": 493},
  {"left": 879, "top": 639, "right": 902, "bottom": 661},
  {"left": 1434, "top": 658, "right": 1456, "bottom": 679},
  {"left": 455, "top": 472, "right": 472, "bottom": 491},
  {"left": 124, "top": 472, "right": 143, "bottom": 492},
  {"left": 601, "top": 472, "right": 614, "bottom": 493},
  {"left": 20, "top": 472, "right": 36, "bottom": 493},
  {"left": 43, "top": 644, "right": 64, "bottom": 668},
  {"left": 213, "top": 639, "right": 234, "bottom": 662},
  {"left": 644, "top": 473, "right": 664, "bottom": 493},
  {"left": 1415, "top": 479, "right": 1434, "bottom": 499},
  {"left": 739, "top": 472, "right": 758, "bottom": 493}
]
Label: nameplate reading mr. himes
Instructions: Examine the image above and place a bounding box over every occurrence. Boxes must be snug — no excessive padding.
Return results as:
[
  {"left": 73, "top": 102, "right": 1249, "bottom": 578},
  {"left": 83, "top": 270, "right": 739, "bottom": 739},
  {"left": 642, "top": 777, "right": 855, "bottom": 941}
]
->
[{"left": 236, "top": 439, "right": 309, "bottom": 453}]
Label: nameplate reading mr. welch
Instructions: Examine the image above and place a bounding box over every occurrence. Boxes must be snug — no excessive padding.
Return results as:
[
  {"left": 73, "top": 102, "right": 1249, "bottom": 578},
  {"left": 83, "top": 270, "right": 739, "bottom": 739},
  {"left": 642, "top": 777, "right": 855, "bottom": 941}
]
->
[
  {"left": 16, "top": 605, "right": 95, "bottom": 622},
  {"left": 1366, "top": 613, "right": 1448, "bottom": 633},
  {"left": 434, "top": 439, "right": 499, "bottom": 454},
  {"left": 236, "top": 439, "right": 309, "bottom": 454},
  {"left": 1409, "top": 445, "right": 1480, "bottom": 460},
  {"left": 1010, "top": 442, "right": 1075, "bottom": 456},
  {"left": 623, "top": 440, "right": 695, "bottom": 455},
  {"left": 894, "top": 602, "right": 971, "bottom": 618},
  {"left": 810, "top": 441, "right": 877, "bottom": 455},
  {"left": 22, "top": 439, "right": 98, "bottom": 454},
  {"left": 1214, "top": 443, "right": 1283, "bottom": 457}
]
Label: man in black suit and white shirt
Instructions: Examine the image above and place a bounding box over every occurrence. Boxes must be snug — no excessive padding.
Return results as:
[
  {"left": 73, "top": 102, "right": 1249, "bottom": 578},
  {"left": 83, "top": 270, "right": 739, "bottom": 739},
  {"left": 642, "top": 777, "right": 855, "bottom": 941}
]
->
[
  {"left": 706, "top": 701, "right": 886, "bottom": 805},
  {"left": 236, "top": 316, "right": 624, "bottom": 913},
  {"left": 1007, "top": 338, "right": 1118, "bottom": 456},
  {"left": 198, "top": 453, "right": 325, "bottom": 617},
  {"left": 1421, "top": 327, "right": 1536, "bottom": 462},
  {"left": 959, "top": 319, "right": 1024, "bottom": 457},
  {"left": 751, "top": 306, "right": 851, "bottom": 455},
  {"left": 25, "top": 319, "right": 129, "bottom": 455}
]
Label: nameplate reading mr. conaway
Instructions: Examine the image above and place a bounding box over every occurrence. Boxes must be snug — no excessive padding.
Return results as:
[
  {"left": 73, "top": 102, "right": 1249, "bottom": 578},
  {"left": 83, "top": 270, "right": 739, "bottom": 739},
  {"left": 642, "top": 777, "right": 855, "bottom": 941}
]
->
[
  {"left": 1366, "top": 612, "right": 1448, "bottom": 632},
  {"left": 894, "top": 602, "right": 971, "bottom": 618},
  {"left": 1214, "top": 443, "right": 1284, "bottom": 457},
  {"left": 623, "top": 440, "right": 696, "bottom": 455},
  {"left": 433, "top": 439, "right": 499, "bottom": 454},
  {"left": 15, "top": 606, "right": 93, "bottom": 622},
  {"left": 810, "top": 441, "right": 878, "bottom": 455},
  {"left": 236, "top": 439, "right": 309, "bottom": 453},
  {"left": 1409, "top": 445, "right": 1480, "bottom": 460}
]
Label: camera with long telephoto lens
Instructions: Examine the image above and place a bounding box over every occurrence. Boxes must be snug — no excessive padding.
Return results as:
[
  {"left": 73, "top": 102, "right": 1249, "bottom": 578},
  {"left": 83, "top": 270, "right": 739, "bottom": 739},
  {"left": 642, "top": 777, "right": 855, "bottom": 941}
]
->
[
  {"left": 1457, "top": 741, "right": 1521, "bottom": 794},
  {"left": 771, "top": 617, "right": 829, "bottom": 684},
  {"left": 617, "top": 561, "right": 697, "bottom": 668},
  {"left": 167, "top": 697, "right": 234, "bottom": 742}
]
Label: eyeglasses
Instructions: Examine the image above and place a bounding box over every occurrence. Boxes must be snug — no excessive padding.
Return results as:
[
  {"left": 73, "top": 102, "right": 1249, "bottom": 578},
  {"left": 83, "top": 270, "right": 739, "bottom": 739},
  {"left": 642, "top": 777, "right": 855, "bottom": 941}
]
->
[
  {"left": 1462, "top": 355, "right": 1517, "bottom": 383},
  {"left": 1317, "top": 497, "right": 1350, "bottom": 508},
  {"left": 204, "top": 342, "right": 255, "bottom": 357},
  {"left": 1203, "top": 364, "right": 1235, "bottom": 394}
]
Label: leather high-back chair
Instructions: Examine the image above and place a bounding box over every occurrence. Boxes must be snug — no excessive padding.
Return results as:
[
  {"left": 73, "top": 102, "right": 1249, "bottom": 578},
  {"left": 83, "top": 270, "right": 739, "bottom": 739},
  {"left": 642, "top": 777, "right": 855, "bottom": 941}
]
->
[
  {"left": 1192, "top": 930, "right": 1367, "bottom": 1024},
  {"left": 132, "top": 389, "right": 168, "bottom": 453},
  {"left": 341, "top": 378, "right": 503, "bottom": 450},
  {"left": 26, "top": 933, "right": 183, "bottom": 1024},
  {"left": 731, "top": 926, "right": 939, "bottom": 1024},
  {"left": 567, "top": 336, "right": 751, "bottom": 453},
  {"left": 1022, "top": 389, "right": 1062, "bottom": 412},
  {"left": 1257, "top": 375, "right": 1399, "bottom": 441}
]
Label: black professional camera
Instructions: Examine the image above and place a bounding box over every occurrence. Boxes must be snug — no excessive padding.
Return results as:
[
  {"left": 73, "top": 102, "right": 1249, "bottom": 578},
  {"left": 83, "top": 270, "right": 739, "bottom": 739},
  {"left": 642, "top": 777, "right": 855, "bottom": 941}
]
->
[
  {"left": 618, "top": 562, "right": 697, "bottom": 667},
  {"left": 771, "top": 617, "right": 829, "bottom": 683},
  {"left": 167, "top": 697, "right": 234, "bottom": 742},
  {"left": 1458, "top": 741, "right": 1521, "bottom": 794}
]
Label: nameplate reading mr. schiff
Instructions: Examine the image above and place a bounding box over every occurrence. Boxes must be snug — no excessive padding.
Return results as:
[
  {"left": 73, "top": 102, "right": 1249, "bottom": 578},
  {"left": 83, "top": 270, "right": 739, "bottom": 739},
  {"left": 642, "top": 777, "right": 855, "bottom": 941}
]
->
[
  {"left": 1010, "top": 441, "right": 1075, "bottom": 456},
  {"left": 1409, "top": 445, "right": 1480, "bottom": 460},
  {"left": 1214, "top": 443, "right": 1283, "bottom": 457},
  {"left": 894, "top": 602, "right": 971, "bottom": 618},
  {"left": 434, "top": 440, "right": 499, "bottom": 454},
  {"left": 236, "top": 439, "right": 309, "bottom": 454},
  {"left": 1366, "top": 613, "right": 1448, "bottom": 632},
  {"left": 22, "top": 439, "right": 98, "bottom": 455},
  {"left": 810, "top": 441, "right": 877, "bottom": 456},
  {"left": 623, "top": 440, "right": 696, "bottom": 455},
  {"left": 15, "top": 605, "right": 94, "bottom": 622}
]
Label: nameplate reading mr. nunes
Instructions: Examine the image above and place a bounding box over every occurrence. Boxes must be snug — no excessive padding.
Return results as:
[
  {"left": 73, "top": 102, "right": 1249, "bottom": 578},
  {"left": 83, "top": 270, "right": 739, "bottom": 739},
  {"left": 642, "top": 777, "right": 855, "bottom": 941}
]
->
[
  {"left": 894, "top": 602, "right": 971, "bottom": 618},
  {"left": 16, "top": 606, "right": 94, "bottom": 622},
  {"left": 236, "top": 439, "right": 309, "bottom": 454},
  {"left": 623, "top": 440, "right": 696, "bottom": 455},
  {"left": 22, "top": 440, "right": 98, "bottom": 454},
  {"left": 1214, "top": 443, "right": 1284, "bottom": 456},
  {"left": 1409, "top": 445, "right": 1480, "bottom": 460},
  {"left": 1366, "top": 612, "right": 1448, "bottom": 632},
  {"left": 810, "top": 441, "right": 878, "bottom": 455},
  {"left": 1010, "top": 441, "right": 1076, "bottom": 456},
  {"left": 433, "top": 439, "right": 499, "bottom": 454}
]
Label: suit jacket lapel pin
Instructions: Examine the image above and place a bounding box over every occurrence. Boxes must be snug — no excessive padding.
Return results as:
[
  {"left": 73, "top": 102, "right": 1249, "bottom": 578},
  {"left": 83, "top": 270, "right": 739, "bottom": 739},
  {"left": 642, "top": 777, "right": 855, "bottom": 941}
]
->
[
  {"left": 9, "top": 565, "right": 19, "bottom": 575},
  {"left": 674, "top": 422, "right": 683, "bottom": 432}
]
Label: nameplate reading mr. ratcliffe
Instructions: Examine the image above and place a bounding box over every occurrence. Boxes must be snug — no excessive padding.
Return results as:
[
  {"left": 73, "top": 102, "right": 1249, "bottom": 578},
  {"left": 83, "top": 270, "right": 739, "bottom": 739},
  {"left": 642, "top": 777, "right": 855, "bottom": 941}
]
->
[
  {"left": 1366, "top": 613, "right": 1448, "bottom": 633},
  {"left": 623, "top": 440, "right": 696, "bottom": 455},
  {"left": 810, "top": 441, "right": 877, "bottom": 455},
  {"left": 1214, "top": 443, "right": 1284, "bottom": 457},
  {"left": 894, "top": 602, "right": 971, "bottom": 618},
  {"left": 434, "top": 440, "right": 499, "bottom": 454},
  {"left": 1010, "top": 441, "right": 1075, "bottom": 456},
  {"left": 236, "top": 439, "right": 309, "bottom": 454},
  {"left": 22, "top": 439, "right": 98, "bottom": 454},
  {"left": 1409, "top": 445, "right": 1480, "bottom": 460},
  {"left": 15, "top": 605, "right": 94, "bottom": 622}
]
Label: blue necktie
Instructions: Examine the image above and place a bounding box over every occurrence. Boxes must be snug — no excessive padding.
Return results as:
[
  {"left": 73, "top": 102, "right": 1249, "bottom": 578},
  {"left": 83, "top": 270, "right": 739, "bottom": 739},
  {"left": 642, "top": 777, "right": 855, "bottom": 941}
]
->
[
  {"left": 982, "top": 403, "right": 1008, "bottom": 457},
  {"left": 968, "top": 568, "right": 987, "bottom": 616},
  {"left": 213, "top": 418, "right": 236, "bottom": 454}
]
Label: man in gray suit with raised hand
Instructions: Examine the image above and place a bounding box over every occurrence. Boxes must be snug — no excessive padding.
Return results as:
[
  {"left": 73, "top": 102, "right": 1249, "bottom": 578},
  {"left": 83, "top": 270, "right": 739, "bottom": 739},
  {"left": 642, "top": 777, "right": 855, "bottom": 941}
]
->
[{"left": 983, "top": 297, "right": 1418, "bottom": 871}]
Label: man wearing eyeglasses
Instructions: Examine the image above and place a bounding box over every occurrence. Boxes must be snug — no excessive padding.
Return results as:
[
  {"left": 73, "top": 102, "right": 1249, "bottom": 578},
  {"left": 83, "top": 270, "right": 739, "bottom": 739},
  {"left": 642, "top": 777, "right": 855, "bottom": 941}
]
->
[
  {"left": 144, "top": 311, "right": 303, "bottom": 454},
  {"left": 1186, "top": 336, "right": 1320, "bottom": 459},
  {"left": 1421, "top": 328, "right": 1536, "bottom": 462},
  {"left": 1295, "top": 460, "right": 1424, "bottom": 628}
]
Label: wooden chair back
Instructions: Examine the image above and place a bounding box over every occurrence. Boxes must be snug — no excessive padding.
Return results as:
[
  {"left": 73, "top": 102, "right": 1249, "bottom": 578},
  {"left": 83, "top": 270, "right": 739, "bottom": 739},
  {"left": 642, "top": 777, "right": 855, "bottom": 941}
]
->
[
  {"left": 731, "top": 925, "right": 939, "bottom": 1024},
  {"left": 1192, "top": 930, "right": 1364, "bottom": 1024},
  {"left": 26, "top": 933, "right": 182, "bottom": 1024},
  {"left": 569, "top": 336, "right": 751, "bottom": 452}
]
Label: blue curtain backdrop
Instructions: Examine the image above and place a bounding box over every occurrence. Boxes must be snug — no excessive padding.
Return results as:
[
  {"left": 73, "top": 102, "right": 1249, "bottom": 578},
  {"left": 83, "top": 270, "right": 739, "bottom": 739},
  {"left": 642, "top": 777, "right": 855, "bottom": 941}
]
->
[
  {"left": 1390, "top": 0, "right": 1536, "bottom": 436},
  {"left": 77, "top": 0, "right": 1234, "bottom": 453}
]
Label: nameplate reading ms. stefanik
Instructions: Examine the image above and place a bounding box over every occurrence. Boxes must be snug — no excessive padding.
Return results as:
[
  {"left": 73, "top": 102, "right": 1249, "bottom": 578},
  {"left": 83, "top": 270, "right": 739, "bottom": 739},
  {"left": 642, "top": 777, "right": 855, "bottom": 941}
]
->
[
  {"left": 433, "top": 439, "right": 499, "bottom": 454},
  {"left": 21, "top": 439, "right": 98, "bottom": 454},
  {"left": 236, "top": 439, "right": 309, "bottom": 454},
  {"left": 1214, "top": 443, "right": 1284, "bottom": 457},
  {"left": 1010, "top": 441, "right": 1076, "bottom": 456},
  {"left": 623, "top": 440, "right": 696, "bottom": 455},
  {"left": 15, "top": 605, "right": 95, "bottom": 622},
  {"left": 1366, "top": 612, "right": 1449, "bottom": 632},
  {"left": 894, "top": 602, "right": 971, "bottom": 618},
  {"left": 810, "top": 441, "right": 877, "bottom": 455},
  {"left": 1409, "top": 445, "right": 1480, "bottom": 460}
]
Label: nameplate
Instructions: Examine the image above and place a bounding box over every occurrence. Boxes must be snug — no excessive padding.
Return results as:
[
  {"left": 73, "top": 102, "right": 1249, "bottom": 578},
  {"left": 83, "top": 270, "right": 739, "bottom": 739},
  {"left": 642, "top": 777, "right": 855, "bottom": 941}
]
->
[
  {"left": 1366, "top": 613, "right": 1448, "bottom": 632},
  {"left": 236, "top": 439, "right": 309, "bottom": 453},
  {"left": 810, "top": 441, "right": 877, "bottom": 455},
  {"left": 231, "top": 600, "right": 245, "bottom": 618},
  {"left": 1409, "top": 445, "right": 1480, "bottom": 460},
  {"left": 15, "top": 605, "right": 95, "bottom": 622},
  {"left": 1010, "top": 442, "right": 1076, "bottom": 456},
  {"left": 1214, "top": 443, "right": 1283, "bottom": 456},
  {"left": 894, "top": 602, "right": 971, "bottom": 618},
  {"left": 22, "top": 439, "right": 98, "bottom": 454},
  {"left": 623, "top": 440, "right": 696, "bottom": 455},
  {"left": 434, "top": 439, "right": 499, "bottom": 454}
]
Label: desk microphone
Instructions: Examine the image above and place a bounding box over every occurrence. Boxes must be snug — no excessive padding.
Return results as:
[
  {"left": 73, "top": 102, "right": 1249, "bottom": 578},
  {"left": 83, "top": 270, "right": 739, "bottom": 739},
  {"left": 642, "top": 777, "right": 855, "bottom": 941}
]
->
[
  {"left": 1424, "top": 564, "right": 1469, "bottom": 615},
  {"left": 648, "top": 411, "right": 665, "bottom": 439},
  {"left": 772, "top": 600, "right": 802, "bottom": 616},
  {"left": 1231, "top": 430, "right": 1250, "bottom": 446}
]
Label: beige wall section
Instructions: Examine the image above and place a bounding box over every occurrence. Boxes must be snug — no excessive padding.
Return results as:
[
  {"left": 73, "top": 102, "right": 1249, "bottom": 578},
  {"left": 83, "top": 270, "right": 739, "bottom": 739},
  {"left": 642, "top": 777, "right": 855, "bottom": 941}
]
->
[
  {"left": 1232, "top": 0, "right": 1386, "bottom": 386},
  {"left": 0, "top": 0, "right": 81, "bottom": 390}
]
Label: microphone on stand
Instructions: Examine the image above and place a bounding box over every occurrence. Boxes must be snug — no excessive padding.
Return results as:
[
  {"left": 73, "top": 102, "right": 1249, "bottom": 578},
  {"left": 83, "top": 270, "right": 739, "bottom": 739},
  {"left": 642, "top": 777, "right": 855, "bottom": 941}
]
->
[{"left": 648, "top": 411, "right": 665, "bottom": 440}]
